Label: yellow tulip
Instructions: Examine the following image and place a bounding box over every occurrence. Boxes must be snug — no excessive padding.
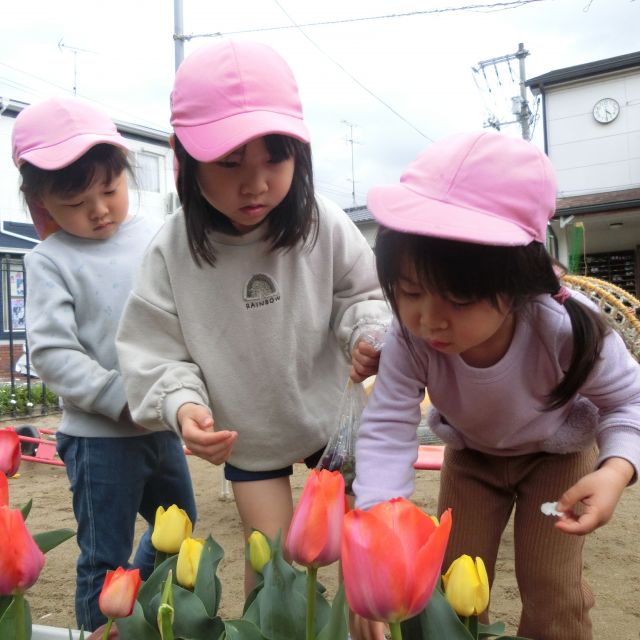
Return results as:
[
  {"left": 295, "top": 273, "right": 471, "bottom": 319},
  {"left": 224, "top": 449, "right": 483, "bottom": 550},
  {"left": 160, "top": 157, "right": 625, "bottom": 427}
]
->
[
  {"left": 176, "top": 537, "right": 204, "bottom": 589},
  {"left": 151, "top": 505, "right": 193, "bottom": 554},
  {"left": 442, "top": 554, "right": 490, "bottom": 617},
  {"left": 248, "top": 530, "right": 271, "bottom": 574}
]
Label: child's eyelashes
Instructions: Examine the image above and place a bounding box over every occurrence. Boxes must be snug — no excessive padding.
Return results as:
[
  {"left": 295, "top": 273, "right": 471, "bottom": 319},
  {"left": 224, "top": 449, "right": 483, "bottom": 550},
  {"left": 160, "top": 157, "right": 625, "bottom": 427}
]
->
[{"left": 216, "top": 161, "right": 240, "bottom": 168}]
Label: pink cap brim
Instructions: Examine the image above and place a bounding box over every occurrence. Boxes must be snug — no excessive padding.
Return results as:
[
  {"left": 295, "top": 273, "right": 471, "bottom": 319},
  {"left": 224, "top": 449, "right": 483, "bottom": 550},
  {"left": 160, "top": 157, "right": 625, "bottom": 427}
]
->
[
  {"left": 174, "top": 110, "right": 310, "bottom": 162},
  {"left": 17, "top": 133, "right": 129, "bottom": 170},
  {"left": 368, "top": 183, "right": 536, "bottom": 247}
]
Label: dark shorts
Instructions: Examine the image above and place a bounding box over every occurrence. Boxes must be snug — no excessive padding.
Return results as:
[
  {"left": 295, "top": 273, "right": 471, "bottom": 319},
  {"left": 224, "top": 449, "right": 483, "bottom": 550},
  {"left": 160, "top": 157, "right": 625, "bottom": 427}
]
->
[{"left": 224, "top": 446, "right": 325, "bottom": 482}]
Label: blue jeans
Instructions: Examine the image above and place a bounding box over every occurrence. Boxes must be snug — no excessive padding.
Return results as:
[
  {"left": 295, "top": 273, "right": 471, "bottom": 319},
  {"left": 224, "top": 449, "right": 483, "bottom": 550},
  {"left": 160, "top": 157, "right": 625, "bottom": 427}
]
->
[{"left": 56, "top": 431, "right": 197, "bottom": 632}]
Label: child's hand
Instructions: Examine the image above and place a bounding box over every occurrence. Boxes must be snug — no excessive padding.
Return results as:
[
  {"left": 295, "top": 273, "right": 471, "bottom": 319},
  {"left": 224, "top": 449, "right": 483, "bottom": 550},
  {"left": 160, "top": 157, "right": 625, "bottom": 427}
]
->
[
  {"left": 349, "top": 610, "right": 388, "bottom": 640},
  {"left": 554, "top": 457, "right": 634, "bottom": 535},
  {"left": 350, "top": 339, "right": 381, "bottom": 383},
  {"left": 178, "top": 402, "right": 237, "bottom": 465}
]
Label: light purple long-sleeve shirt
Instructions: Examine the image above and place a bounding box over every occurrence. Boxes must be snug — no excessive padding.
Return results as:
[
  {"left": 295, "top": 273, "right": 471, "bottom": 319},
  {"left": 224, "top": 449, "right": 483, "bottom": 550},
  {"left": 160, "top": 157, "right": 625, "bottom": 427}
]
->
[{"left": 354, "top": 292, "right": 640, "bottom": 510}]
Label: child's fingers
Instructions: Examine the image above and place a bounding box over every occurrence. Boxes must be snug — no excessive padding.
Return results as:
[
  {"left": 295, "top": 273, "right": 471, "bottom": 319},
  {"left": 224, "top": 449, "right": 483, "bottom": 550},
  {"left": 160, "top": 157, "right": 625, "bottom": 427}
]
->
[{"left": 554, "top": 510, "right": 598, "bottom": 535}]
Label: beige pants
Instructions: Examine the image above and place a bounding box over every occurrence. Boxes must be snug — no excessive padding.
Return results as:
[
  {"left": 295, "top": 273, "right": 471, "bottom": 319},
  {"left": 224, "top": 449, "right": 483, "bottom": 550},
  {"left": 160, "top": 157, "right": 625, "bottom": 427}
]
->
[{"left": 438, "top": 446, "right": 597, "bottom": 640}]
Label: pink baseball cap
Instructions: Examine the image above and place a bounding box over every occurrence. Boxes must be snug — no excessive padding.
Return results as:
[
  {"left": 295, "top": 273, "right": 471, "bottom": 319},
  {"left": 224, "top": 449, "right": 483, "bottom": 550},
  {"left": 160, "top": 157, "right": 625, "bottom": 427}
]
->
[
  {"left": 170, "top": 39, "right": 310, "bottom": 161},
  {"left": 11, "top": 97, "right": 129, "bottom": 240},
  {"left": 368, "top": 131, "right": 557, "bottom": 246},
  {"left": 12, "top": 97, "right": 129, "bottom": 170}
]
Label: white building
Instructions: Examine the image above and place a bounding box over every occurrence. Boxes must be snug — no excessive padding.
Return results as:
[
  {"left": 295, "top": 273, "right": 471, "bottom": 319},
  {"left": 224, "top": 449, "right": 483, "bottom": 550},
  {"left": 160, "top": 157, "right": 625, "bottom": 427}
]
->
[{"left": 527, "top": 51, "right": 640, "bottom": 294}]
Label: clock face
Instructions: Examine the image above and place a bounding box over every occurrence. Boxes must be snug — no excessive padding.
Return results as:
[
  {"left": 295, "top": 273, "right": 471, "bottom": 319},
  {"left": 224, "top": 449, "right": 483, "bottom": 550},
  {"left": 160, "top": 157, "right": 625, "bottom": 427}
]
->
[{"left": 593, "top": 98, "right": 620, "bottom": 124}]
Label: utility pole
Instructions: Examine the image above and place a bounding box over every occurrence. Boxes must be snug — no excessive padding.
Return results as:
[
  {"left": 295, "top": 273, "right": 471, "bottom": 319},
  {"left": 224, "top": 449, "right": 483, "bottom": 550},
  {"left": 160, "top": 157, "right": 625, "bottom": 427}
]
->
[
  {"left": 174, "top": 0, "right": 185, "bottom": 71},
  {"left": 342, "top": 120, "right": 360, "bottom": 206},
  {"left": 473, "top": 42, "right": 531, "bottom": 140}
]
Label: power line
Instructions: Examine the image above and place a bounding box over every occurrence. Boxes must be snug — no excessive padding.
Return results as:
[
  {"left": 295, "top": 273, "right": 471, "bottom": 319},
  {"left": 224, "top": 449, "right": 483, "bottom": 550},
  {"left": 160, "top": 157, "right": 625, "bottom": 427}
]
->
[
  {"left": 177, "top": 0, "right": 551, "bottom": 40},
  {"left": 271, "top": 0, "right": 433, "bottom": 141}
]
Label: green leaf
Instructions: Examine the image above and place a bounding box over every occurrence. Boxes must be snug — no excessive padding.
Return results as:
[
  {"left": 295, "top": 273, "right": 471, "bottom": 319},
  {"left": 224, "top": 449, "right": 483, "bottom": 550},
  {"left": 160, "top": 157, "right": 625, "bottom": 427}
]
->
[
  {"left": 0, "top": 593, "right": 32, "bottom": 639},
  {"left": 166, "top": 585, "right": 224, "bottom": 640},
  {"left": 194, "top": 535, "right": 224, "bottom": 618},
  {"left": 32, "top": 528, "right": 75, "bottom": 553},
  {"left": 115, "top": 601, "right": 162, "bottom": 640},
  {"left": 222, "top": 619, "right": 266, "bottom": 640},
  {"left": 0, "top": 595, "right": 12, "bottom": 620},
  {"left": 316, "top": 583, "right": 348, "bottom": 640},
  {"left": 478, "top": 621, "right": 505, "bottom": 636},
  {"left": 138, "top": 555, "right": 179, "bottom": 626},
  {"left": 20, "top": 499, "right": 33, "bottom": 521},
  {"left": 242, "top": 544, "right": 330, "bottom": 640},
  {"left": 400, "top": 587, "right": 474, "bottom": 640}
]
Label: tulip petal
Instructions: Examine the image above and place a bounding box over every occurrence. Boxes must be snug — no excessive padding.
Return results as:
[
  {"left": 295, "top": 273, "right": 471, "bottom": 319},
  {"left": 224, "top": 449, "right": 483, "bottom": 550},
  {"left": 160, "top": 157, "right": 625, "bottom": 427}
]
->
[
  {"left": 475, "top": 556, "right": 490, "bottom": 615},
  {"left": 0, "top": 429, "right": 21, "bottom": 477},
  {"left": 99, "top": 567, "right": 142, "bottom": 619},
  {"left": 0, "top": 472, "right": 8, "bottom": 507},
  {"left": 0, "top": 506, "right": 45, "bottom": 595},
  {"left": 342, "top": 509, "right": 409, "bottom": 621},
  {"left": 409, "top": 508, "right": 452, "bottom": 615}
]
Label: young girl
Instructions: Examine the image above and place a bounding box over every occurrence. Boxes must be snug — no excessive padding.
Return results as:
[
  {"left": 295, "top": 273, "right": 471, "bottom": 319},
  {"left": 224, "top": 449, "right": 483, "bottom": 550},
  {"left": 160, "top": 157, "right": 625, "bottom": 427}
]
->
[
  {"left": 12, "top": 97, "right": 197, "bottom": 632},
  {"left": 115, "top": 39, "right": 388, "bottom": 595},
  {"left": 353, "top": 131, "right": 640, "bottom": 640}
]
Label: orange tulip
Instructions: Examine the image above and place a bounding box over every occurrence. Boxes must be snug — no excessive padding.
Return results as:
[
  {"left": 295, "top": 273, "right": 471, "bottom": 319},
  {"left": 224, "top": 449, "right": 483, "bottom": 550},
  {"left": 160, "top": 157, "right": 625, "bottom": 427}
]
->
[
  {"left": 99, "top": 567, "right": 142, "bottom": 619},
  {"left": 285, "top": 469, "right": 346, "bottom": 568},
  {"left": 342, "top": 499, "right": 452, "bottom": 624},
  {"left": 0, "top": 506, "right": 46, "bottom": 595},
  {"left": 0, "top": 428, "right": 20, "bottom": 477}
]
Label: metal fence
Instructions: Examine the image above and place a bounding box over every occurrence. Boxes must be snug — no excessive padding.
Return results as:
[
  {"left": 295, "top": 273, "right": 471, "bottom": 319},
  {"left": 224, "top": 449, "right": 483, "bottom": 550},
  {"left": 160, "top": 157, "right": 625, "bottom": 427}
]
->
[{"left": 0, "top": 253, "right": 59, "bottom": 419}]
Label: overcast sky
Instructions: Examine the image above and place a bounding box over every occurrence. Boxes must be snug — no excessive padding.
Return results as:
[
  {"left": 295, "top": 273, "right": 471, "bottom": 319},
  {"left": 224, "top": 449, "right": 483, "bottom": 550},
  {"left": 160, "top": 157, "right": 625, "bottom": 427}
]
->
[{"left": 1, "top": 0, "right": 638, "bottom": 208}]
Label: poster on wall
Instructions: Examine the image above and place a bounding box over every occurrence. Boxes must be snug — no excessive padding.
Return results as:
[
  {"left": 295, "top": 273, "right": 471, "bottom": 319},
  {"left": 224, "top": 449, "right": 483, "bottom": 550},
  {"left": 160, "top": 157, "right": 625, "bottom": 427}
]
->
[
  {"left": 10, "top": 297, "right": 25, "bottom": 331},
  {"left": 10, "top": 272, "right": 24, "bottom": 297}
]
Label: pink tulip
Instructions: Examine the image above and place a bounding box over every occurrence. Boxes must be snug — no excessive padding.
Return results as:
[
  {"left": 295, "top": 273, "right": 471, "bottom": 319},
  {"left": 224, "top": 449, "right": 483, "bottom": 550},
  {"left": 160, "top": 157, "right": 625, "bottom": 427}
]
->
[
  {"left": 342, "top": 499, "right": 452, "bottom": 624},
  {"left": 0, "top": 428, "right": 21, "bottom": 477},
  {"left": 99, "top": 567, "right": 142, "bottom": 619},
  {"left": 285, "top": 469, "right": 346, "bottom": 568},
  {"left": 0, "top": 506, "right": 46, "bottom": 595}
]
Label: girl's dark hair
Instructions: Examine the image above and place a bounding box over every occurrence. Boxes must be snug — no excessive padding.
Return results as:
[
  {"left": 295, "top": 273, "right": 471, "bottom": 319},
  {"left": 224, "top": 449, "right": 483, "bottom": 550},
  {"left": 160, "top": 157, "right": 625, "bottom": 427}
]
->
[
  {"left": 375, "top": 228, "right": 609, "bottom": 410},
  {"left": 173, "top": 134, "right": 319, "bottom": 266},
  {"left": 19, "top": 143, "right": 131, "bottom": 201}
]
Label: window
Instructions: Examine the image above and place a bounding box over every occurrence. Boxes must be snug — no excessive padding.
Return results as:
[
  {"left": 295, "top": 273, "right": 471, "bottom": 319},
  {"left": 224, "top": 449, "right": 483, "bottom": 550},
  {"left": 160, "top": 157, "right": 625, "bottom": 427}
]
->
[
  {"left": 135, "top": 151, "right": 161, "bottom": 193},
  {"left": 1, "top": 257, "right": 26, "bottom": 333}
]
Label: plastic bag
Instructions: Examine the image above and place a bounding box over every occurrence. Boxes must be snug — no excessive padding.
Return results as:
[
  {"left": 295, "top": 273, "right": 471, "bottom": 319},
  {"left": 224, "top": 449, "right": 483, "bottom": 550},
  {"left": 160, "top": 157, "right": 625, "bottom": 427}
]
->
[{"left": 317, "top": 378, "right": 368, "bottom": 495}]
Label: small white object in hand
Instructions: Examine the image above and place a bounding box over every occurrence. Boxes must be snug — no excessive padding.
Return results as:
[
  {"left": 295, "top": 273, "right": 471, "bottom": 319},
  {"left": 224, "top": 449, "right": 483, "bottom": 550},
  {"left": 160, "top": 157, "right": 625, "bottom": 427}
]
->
[{"left": 540, "top": 501, "right": 563, "bottom": 517}]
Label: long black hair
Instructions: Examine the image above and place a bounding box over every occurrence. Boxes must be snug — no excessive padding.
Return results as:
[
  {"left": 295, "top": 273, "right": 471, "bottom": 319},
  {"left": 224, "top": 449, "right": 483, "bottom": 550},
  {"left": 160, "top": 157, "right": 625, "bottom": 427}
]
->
[
  {"left": 375, "top": 228, "right": 609, "bottom": 410},
  {"left": 173, "top": 134, "right": 319, "bottom": 267},
  {"left": 18, "top": 144, "right": 131, "bottom": 201}
]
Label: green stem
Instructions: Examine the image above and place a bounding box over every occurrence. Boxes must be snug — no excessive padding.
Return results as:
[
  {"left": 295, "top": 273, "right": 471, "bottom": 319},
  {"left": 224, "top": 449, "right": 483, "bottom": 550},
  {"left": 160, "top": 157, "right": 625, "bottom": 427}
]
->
[
  {"left": 14, "top": 593, "right": 27, "bottom": 640},
  {"left": 306, "top": 566, "right": 318, "bottom": 640},
  {"left": 102, "top": 618, "right": 114, "bottom": 640},
  {"left": 389, "top": 621, "right": 403, "bottom": 640}
]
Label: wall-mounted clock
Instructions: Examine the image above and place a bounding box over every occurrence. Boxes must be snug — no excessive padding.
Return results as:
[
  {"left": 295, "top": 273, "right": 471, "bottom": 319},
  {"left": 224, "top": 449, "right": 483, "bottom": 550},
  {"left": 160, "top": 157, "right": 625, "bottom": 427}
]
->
[{"left": 593, "top": 97, "right": 620, "bottom": 124}]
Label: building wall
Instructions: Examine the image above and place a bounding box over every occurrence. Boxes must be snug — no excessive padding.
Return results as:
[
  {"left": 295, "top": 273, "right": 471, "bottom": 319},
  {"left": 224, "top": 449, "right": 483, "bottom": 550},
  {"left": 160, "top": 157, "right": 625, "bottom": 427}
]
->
[{"left": 543, "top": 68, "right": 640, "bottom": 197}]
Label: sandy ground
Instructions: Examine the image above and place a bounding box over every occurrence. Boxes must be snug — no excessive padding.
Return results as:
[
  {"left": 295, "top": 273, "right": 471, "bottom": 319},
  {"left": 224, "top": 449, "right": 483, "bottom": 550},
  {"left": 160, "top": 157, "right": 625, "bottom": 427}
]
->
[{"left": 5, "top": 413, "right": 640, "bottom": 638}]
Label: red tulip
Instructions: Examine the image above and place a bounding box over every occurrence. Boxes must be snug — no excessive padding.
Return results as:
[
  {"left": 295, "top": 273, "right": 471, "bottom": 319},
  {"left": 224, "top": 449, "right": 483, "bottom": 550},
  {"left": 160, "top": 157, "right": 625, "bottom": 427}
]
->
[
  {"left": 0, "top": 506, "right": 46, "bottom": 595},
  {"left": 99, "top": 567, "right": 142, "bottom": 619},
  {"left": 0, "top": 472, "right": 7, "bottom": 506},
  {"left": 285, "top": 469, "right": 346, "bottom": 568},
  {"left": 342, "top": 499, "right": 452, "bottom": 624},
  {"left": 0, "top": 428, "right": 20, "bottom": 477}
]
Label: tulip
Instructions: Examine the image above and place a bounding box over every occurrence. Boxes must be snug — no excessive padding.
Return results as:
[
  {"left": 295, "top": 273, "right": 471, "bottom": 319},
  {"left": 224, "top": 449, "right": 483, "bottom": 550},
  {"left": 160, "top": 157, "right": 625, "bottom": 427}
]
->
[
  {"left": 176, "top": 537, "right": 204, "bottom": 589},
  {"left": 442, "top": 555, "right": 490, "bottom": 618},
  {"left": 0, "top": 471, "right": 8, "bottom": 506},
  {"left": 151, "top": 505, "right": 193, "bottom": 554},
  {"left": 248, "top": 530, "right": 271, "bottom": 575},
  {"left": 99, "top": 567, "right": 142, "bottom": 619},
  {"left": 0, "top": 428, "right": 21, "bottom": 477},
  {"left": 0, "top": 506, "right": 46, "bottom": 595},
  {"left": 285, "top": 468, "right": 346, "bottom": 568},
  {"left": 286, "top": 469, "right": 346, "bottom": 640},
  {"left": 342, "top": 498, "right": 452, "bottom": 639}
]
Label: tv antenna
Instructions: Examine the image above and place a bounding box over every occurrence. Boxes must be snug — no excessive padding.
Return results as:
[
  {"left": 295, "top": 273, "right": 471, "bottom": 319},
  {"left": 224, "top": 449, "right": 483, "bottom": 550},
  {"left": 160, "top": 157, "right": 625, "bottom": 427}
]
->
[
  {"left": 342, "top": 120, "right": 361, "bottom": 206},
  {"left": 58, "top": 39, "right": 98, "bottom": 95}
]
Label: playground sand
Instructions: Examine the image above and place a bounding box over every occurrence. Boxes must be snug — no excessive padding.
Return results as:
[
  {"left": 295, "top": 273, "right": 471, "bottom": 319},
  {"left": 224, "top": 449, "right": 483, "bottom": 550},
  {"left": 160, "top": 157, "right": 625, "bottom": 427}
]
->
[{"left": 6, "top": 413, "right": 640, "bottom": 637}]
